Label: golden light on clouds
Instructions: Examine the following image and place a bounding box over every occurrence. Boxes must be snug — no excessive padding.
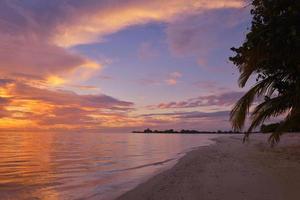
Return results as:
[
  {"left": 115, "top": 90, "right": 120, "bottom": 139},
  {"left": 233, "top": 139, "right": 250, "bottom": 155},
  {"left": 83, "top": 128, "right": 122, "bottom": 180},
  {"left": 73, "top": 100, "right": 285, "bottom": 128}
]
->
[
  {"left": 47, "top": 76, "right": 66, "bottom": 86},
  {"left": 45, "top": 60, "right": 101, "bottom": 87},
  {"left": 0, "top": 118, "right": 37, "bottom": 129},
  {"left": 53, "top": 0, "right": 245, "bottom": 47},
  {"left": 0, "top": 0, "right": 247, "bottom": 131},
  {"left": 0, "top": 82, "right": 14, "bottom": 98},
  {"left": 0, "top": 80, "right": 139, "bottom": 131},
  {"left": 0, "top": 88, "right": 11, "bottom": 98}
]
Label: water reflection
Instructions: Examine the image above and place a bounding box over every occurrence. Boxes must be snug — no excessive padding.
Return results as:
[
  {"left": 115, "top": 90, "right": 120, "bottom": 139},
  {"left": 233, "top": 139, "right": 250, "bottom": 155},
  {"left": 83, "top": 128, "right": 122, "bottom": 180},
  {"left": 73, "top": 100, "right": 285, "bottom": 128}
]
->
[{"left": 0, "top": 132, "right": 216, "bottom": 199}]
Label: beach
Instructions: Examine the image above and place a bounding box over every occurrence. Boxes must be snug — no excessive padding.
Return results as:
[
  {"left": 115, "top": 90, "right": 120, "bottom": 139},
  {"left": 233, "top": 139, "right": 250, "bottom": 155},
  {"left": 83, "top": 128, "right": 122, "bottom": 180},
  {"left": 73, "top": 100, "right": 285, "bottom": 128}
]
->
[{"left": 116, "top": 134, "right": 300, "bottom": 200}]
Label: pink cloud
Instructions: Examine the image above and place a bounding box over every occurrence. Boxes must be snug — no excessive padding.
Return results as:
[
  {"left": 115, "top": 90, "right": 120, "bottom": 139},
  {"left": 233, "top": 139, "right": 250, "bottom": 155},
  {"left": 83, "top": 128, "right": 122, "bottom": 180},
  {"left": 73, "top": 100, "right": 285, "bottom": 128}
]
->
[
  {"left": 0, "top": 1, "right": 102, "bottom": 81},
  {"left": 165, "top": 72, "right": 182, "bottom": 85},
  {"left": 0, "top": 79, "right": 135, "bottom": 130},
  {"left": 0, "top": 37, "right": 88, "bottom": 76},
  {"left": 193, "top": 80, "right": 230, "bottom": 92},
  {"left": 150, "top": 91, "right": 243, "bottom": 109},
  {"left": 10, "top": 81, "right": 133, "bottom": 110},
  {"left": 137, "top": 110, "right": 232, "bottom": 131},
  {"left": 166, "top": 8, "right": 250, "bottom": 70},
  {"left": 0, "top": 0, "right": 247, "bottom": 131},
  {"left": 0, "top": 0, "right": 246, "bottom": 79}
]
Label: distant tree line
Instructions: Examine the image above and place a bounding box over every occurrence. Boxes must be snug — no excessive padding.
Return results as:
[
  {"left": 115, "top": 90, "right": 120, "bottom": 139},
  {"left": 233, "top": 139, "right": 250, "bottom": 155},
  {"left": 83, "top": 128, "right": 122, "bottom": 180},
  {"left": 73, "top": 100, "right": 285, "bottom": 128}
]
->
[{"left": 132, "top": 128, "right": 243, "bottom": 134}]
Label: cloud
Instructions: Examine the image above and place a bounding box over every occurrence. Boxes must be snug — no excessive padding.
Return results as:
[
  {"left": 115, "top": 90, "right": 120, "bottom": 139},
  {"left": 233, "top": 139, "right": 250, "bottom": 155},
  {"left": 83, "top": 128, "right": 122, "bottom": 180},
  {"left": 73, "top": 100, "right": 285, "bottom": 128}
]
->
[
  {"left": 0, "top": 0, "right": 245, "bottom": 79},
  {"left": 0, "top": 0, "right": 247, "bottom": 131},
  {"left": 150, "top": 91, "right": 243, "bottom": 109},
  {"left": 0, "top": 97, "right": 10, "bottom": 105},
  {"left": 137, "top": 72, "right": 182, "bottom": 86},
  {"left": 0, "top": 0, "right": 245, "bottom": 45},
  {"left": 0, "top": 37, "right": 88, "bottom": 75},
  {"left": 0, "top": 0, "right": 101, "bottom": 82},
  {"left": 49, "top": 0, "right": 245, "bottom": 47},
  {"left": 0, "top": 79, "right": 13, "bottom": 86},
  {"left": 0, "top": 79, "right": 135, "bottom": 130},
  {"left": 10, "top": 81, "right": 133, "bottom": 110},
  {"left": 0, "top": 78, "right": 238, "bottom": 131},
  {"left": 0, "top": 77, "right": 239, "bottom": 131},
  {"left": 166, "top": 7, "right": 250, "bottom": 69},
  {"left": 193, "top": 80, "right": 230, "bottom": 92},
  {"left": 0, "top": 0, "right": 245, "bottom": 90},
  {"left": 138, "top": 110, "right": 232, "bottom": 131},
  {"left": 165, "top": 71, "right": 182, "bottom": 85},
  {"left": 142, "top": 110, "right": 230, "bottom": 118}
]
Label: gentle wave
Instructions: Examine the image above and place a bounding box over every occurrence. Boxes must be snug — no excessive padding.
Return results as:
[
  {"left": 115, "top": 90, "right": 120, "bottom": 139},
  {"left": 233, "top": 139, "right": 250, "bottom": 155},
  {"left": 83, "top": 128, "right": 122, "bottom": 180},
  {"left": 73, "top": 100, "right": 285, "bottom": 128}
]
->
[
  {"left": 109, "top": 158, "right": 176, "bottom": 173},
  {"left": 0, "top": 132, "right": 217, "bottom": 200}
]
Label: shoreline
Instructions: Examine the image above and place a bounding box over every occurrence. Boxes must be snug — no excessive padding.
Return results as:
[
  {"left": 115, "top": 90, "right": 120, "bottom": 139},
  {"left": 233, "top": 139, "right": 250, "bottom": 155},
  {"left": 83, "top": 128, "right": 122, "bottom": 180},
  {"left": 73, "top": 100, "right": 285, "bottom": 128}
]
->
[{"left": 116, "top": 134, "right": 300, "bottom": 200}]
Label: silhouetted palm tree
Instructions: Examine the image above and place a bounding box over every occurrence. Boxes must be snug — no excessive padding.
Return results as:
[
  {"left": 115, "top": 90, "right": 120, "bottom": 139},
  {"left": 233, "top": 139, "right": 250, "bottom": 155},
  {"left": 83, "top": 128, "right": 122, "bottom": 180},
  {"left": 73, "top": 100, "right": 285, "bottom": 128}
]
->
[{"left": 229, "top": 0, "right": 300, "bottom": 144}]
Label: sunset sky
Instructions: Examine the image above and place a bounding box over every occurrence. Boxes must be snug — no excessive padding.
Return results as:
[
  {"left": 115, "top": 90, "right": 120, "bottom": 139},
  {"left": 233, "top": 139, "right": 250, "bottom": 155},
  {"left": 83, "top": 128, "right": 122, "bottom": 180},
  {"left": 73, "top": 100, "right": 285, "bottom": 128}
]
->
[{"left": 0, "top": 0, "right": 252, "bottom": 132}]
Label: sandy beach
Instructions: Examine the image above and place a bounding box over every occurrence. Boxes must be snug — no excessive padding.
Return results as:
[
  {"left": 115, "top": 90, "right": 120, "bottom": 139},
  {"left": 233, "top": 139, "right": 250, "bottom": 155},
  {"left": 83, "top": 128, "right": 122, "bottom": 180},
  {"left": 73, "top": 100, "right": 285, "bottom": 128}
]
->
[{"left": 116, "top": 134, "right": 300, "bottom": 200}]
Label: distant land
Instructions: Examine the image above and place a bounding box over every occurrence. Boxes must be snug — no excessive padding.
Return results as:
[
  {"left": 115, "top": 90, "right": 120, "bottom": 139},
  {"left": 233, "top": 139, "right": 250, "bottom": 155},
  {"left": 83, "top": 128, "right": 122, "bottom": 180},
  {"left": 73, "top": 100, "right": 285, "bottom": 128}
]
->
[
  {"left": 133, "top": 123, "right": 300, "bottom": 134},
  {"left": 132, "top": 128, "right": 247, "bottom": 134}
]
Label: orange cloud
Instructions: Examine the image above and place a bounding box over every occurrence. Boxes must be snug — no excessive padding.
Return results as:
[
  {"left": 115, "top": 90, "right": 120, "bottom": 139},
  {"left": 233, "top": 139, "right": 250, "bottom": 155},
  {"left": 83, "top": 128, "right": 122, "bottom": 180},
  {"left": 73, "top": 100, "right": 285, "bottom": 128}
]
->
[
  {"left": 52, "top": 0, "right": 245, "bottom": 47},
  {"left": 0, "top": 0, "right": 245, "bottom": 78},
  {"left": 0, "top": 0, "right": 246, "bottom": 131},
  {"left": 0, "top": 79, "right": 136, "bottom": 131},
  {"left": 0, "top": 0, "right": 244, "bottom": 82},
  {"left": 0, "top": 78, "right": 238, "bottom": 131}
]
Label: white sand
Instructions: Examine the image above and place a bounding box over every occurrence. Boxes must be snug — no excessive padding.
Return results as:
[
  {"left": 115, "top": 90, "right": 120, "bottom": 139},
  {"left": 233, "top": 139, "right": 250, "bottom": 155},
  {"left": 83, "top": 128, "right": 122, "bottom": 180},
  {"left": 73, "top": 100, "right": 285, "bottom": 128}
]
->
[{"left": 116, "top": 134, "right": 300, "bottom": 200}]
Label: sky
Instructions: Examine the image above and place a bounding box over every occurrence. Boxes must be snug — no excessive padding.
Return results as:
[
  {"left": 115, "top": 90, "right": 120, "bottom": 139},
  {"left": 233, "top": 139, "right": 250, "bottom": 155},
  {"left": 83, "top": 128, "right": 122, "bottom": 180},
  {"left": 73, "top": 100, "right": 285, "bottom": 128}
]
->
[{"left": 0, "top": 0, "right": 252, "bottom": 132}]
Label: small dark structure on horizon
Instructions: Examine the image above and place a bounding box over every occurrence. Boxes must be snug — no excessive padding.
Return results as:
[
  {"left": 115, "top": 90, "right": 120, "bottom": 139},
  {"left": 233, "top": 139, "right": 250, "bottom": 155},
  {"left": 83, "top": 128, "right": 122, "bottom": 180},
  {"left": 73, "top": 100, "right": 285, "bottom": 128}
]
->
[{"left": 132, "top": 128, "right": 242, "bottom": 134}]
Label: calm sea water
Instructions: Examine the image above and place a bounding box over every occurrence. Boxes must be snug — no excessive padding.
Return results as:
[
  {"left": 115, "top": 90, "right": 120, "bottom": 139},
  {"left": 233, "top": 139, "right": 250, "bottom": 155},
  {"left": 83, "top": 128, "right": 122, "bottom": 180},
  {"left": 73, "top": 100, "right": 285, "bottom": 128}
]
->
[{"left": 0, "top": 132, "right": 217, "bottom": 200}]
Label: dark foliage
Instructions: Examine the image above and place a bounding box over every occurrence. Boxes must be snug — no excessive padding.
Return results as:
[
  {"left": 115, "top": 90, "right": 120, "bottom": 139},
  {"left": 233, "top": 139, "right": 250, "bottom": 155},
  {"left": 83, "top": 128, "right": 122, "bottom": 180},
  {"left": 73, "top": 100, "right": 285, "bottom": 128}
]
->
[
  {"left": 261, "top": 123, "right": 280, "bottom": 133},
  {"left": 229, "top": 0, "right": 300, "bottom": 144}
]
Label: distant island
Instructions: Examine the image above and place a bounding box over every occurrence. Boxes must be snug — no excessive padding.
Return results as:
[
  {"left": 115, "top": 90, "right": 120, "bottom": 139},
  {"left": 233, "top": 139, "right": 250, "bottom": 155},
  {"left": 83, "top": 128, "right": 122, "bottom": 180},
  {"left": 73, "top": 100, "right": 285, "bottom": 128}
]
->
[
  {"left": 132, "top": 128, "right": 244, "bottom": 134},
  {"left": 133, "top": 122, "right": 300, "bottom": 134}
]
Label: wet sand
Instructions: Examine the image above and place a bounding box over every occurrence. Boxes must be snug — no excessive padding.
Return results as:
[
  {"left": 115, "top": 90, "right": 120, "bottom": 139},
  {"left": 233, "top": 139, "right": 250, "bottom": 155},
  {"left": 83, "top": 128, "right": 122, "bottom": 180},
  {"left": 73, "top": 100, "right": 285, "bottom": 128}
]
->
[{"left": 116, "top": 134, "right": 300, "bottom": 200}]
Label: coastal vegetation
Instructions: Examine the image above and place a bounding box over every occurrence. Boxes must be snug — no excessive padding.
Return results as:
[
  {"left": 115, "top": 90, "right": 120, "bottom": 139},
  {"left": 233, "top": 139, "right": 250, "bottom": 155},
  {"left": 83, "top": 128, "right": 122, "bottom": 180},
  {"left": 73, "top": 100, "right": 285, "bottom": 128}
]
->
[
  {"left": 229, "top": 0, "right": 300, "bottom": 144},
  {"left": 132, "top": 128, "right": 242, "bottom": 134},
  {"left": 261, "top": 122, "right": 300, "bottom": 133}
]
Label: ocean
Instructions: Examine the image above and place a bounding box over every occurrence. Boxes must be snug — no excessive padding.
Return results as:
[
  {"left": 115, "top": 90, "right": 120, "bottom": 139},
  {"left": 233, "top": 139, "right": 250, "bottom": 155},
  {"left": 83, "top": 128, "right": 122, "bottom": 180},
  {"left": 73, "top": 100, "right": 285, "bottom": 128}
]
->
[{"left": 0, "top": 132, "right": 218, "bottom": 199}]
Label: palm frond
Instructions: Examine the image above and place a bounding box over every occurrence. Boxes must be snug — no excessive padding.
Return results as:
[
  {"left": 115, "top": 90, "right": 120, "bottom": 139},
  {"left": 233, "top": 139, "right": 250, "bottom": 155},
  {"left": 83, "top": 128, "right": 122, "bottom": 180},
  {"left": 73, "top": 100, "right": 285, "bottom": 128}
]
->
[
  {"left": 247, "top": 94, "right": 290, "bottom": 133},
  {"left": 269, "top": 107, "right": 300, "bottom": 145},
  {"left": 230, "top": 76, "right": 276, "bottom": 131}
]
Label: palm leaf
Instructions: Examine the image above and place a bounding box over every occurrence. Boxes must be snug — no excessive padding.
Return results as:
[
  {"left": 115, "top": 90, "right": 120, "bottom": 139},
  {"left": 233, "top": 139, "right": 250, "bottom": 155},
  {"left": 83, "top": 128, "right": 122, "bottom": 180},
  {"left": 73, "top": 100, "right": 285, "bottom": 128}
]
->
[
  {"left": 269, "top": 107, "right": 300, "bottom": 145},
  {"left": 247, "top": 94, "right": 291, "bottom": 133},
  {"left": 230, "top": 76, "right": 276, "bottom": 131}
]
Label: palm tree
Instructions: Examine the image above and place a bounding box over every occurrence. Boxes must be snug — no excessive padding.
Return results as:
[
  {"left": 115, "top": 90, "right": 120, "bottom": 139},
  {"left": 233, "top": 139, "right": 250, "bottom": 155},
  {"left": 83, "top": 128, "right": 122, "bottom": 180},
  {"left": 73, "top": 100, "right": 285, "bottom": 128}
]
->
[
  {"left": 229, "top": 0, "right": 300, "bottom": 144},
  {"left": 230, "top": 64, "right": 300, "bottom": 144}
]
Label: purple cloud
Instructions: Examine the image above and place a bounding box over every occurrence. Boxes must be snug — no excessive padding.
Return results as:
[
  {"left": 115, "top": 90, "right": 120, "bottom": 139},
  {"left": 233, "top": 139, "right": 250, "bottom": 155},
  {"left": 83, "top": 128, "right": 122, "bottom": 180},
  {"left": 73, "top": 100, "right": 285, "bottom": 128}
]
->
[
  {"left": 150, "top": 91, "right": 243, "bottom": 109},
  {"left": 9, "top": 81, "right": 133, "bottom": 110},
  {"left": 166, "top": 8, "right": 250, "bottom": 70},
  {"left": 142, "top": 110, "right": 230, "bottom": 119},
  {"left": 0, "top": 78, "right": 134, "bottom": 128}
]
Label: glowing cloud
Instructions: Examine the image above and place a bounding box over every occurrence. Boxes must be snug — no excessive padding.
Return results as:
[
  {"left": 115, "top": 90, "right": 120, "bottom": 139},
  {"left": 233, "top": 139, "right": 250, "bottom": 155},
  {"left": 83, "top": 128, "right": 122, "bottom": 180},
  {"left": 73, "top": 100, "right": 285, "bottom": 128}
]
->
[
  {"left": 51, "top": 0, "right": 245, "bottom": 46},
  {"left": 0, "top": 79, "right": 135, "bottom": 131},
  {"left": 0, "top": 0, "right": 248, "bottom": 131}
]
